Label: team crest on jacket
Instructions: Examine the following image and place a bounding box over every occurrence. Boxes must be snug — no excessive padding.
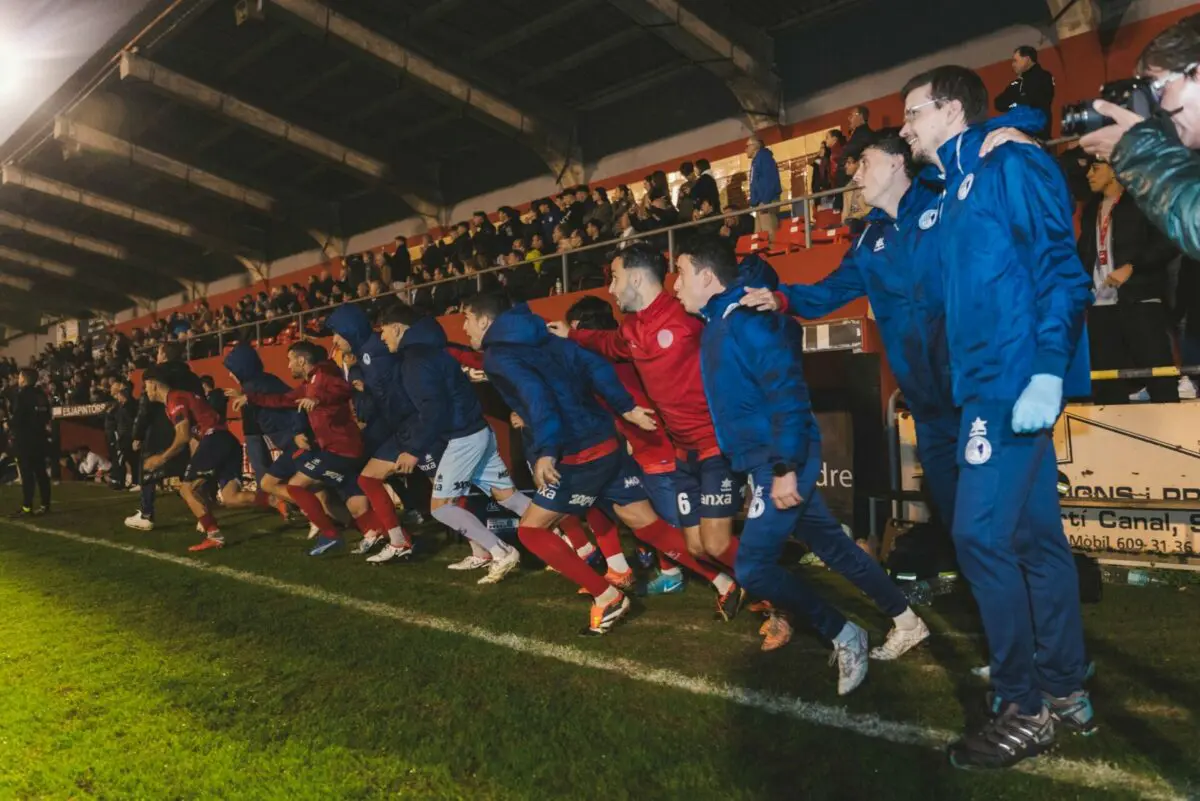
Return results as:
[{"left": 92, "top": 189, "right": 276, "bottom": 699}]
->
[
  {"left": 657, "top": 329, "right": 674, "bottom": 349},
  {"left": 957, "top": 174, "right": 975, "bottom": 200},
  {"left": 919, "top": 209, "right": 938, "bottom": 230},
  {"left": 362, "top": 353, "right": 372, "bottom": 365},
  {"left": 872, "top": 237, "right": 885, "bottom": 252},
  {"left": 964, "top": 417, "right": 991, "bottom": 465}
]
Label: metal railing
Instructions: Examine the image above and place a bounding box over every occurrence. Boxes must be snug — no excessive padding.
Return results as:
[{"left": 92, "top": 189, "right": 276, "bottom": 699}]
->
[{"left": 121, "top": 179, "right": 862, "bottom": 361}]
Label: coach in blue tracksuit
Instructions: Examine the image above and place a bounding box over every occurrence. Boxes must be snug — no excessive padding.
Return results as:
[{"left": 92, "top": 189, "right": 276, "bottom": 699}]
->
[
  {"left": 900, "top": 66, "right": 1093, "bottom": 769},
  {"left": 675, "top": 236, "right": 930, "bottom": 696}
]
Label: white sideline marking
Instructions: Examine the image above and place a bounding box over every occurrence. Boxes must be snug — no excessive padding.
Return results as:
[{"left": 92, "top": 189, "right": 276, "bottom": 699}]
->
[{"left": 3, "top": 520, "right": 1191, "bottom": 801}]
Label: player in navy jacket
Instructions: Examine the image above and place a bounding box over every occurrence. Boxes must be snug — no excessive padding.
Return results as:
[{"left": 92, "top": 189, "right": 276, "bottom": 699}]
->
[{"left": 900, "top": 65, "right": 1092, "bottom": 769}]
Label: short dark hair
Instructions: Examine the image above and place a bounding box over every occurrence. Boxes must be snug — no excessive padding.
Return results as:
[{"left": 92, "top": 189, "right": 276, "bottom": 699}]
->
[
  {"left": 676, "top": 234, "right": 738, "bottom": 288},
  {"left": 461, "top": 292, "right": 511, "bottom": 321},
  {"left": 900, "top": 65, "right": 989, "bottom": 126},
  {"left": 472, "top": 210, "right": 487, "bottom": 219},
  {"left": 593, "top": 186, "right": 608, "bottom": 202},
  {"left": 827, "top": 129, "right": 846, "bottom": 144},
  {"left": 288, "top": 340, "right": 326, "bottom": 365},
  {"left": 1138, "top": 12, "right": 1200, "bottom": 74},
  {"left": 696, "top": 158, "right": 710, "bottom": 172},
  {"left": 615, "top": 241, "right": 668, "bottom": 284},
  {"left": 855, "top": 105, "right": 870, "bottom": 121},
  {"left": 141, "top": 366, "right": 169, "bottom": 387},
  {"left": 377, "top": 302, "right": 422, "bottom": 327},
  {"left": 680, "top": 160, "right": 694, "bottom": 176},
  {"left": 1015, "top": 45, "right": 1038, "bottom": 63},
  {"left": 200, "top": 375, "right": 215, "bottom": 389},
  {"left": 565, "top": 296, "right": 618, "bottom": 331},
  {"left": 18, "top": 367, "right": 36, "bottom": 384},
  {"left": 864, "top": 131, "right": 916, "bottom": 177},
  {"left": 161, "top": 342, "right": 185, "bottom": 362}
]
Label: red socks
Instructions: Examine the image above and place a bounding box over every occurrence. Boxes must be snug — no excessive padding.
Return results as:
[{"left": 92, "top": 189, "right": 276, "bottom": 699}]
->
[
  {"left": 585, "top": 507, "right": 624, "bottom": 558},
  {"left": 353, "top": 510, "right": 381, "bottom": 536},
  {"left": 518, "top": 525, "right": 610, "bottom": 596},
  {"left": 634, "top": 519, "right": 719, "bottom": 581},
  {"left": 358, "top": 475, "right": 401, "bottom": 532},
  {"left": 199, "top": 513, "right": 219, "bottom": 535},
  {"left": 557, "top": 515, "right": 593, "bottom": 552},
  {"left": 714, "top": 538, "right": 740, "bottom": 570},
  {"left": 287, "top": 485, "right": 338, "bottom": 537}
]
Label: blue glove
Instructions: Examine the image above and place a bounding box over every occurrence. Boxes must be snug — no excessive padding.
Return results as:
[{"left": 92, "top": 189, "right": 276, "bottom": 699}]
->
[{"left": 1011, "top": 374, "right": 1063, "bottom": 433}]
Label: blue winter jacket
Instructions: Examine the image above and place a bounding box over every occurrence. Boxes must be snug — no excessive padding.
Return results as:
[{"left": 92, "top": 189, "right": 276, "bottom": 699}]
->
[
  {"left": 398, "top": 316, "right": 487, "bottom": 456},
  {"left": 934, "top": 121, "right": 1092, "bottom": 405},
  {"left": 698, "top": 274, "right": 818, "bottom": 474},
  {"left": 481, "top": 303, "right": 635, "bottom": 462},
  {"left": 749, "top": 147, "right": 782, "bottom": 207},
  {"left": 326, "top": 304, "right": 415, "bottom": 434},
  {"left": 223, "top": 343, "right": 306, "bottom": 447}
]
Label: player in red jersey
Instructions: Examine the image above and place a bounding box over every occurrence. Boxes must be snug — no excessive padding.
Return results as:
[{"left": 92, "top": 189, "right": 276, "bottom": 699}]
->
[
  {"left": 229, "top": 340, "right": 382, "bottom": 557},
  {"left": 550, "top": 243, "right": 745, "bottom": 620},
  {"left": 141, "top": 366, "right": 256, "bottom": 552}
]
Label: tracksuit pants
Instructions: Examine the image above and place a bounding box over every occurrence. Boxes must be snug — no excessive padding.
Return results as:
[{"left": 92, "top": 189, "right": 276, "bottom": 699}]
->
[
  {"left": 913, "top": 412, "right": 960, "bottom": 531},
  {"left": 734, "top": 440, "right": 908, "bottom": 642},
  {"left": 952, "top": 403, "right": 1087, "bottom": 715},
  {"left": 17, "top": 445, "right": 50, "bottom": 510}
]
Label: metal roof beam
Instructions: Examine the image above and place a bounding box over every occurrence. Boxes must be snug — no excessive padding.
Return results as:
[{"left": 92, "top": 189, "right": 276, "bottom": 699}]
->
[
  {"left": 119, "top": 51, "right": 443, "bottom": 219},
  {"left": 1, "top": 164, "right": 261, "bottom": 261},
  {"left": 0, "top": 245, "right": 76, "bottom": 278},
  {"left": 265, "top": 0, "right": 583, "bottom": 183},
  {"left": 605, "top": 0, "right": 781, "bottom": 129}
]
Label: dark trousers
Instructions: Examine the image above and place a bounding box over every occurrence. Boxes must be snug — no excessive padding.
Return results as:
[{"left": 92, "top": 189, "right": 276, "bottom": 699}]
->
[
  {"left": 1089, "top": 303, "right": 1178, "bottom": 403},
  {"left": 113, "top": 437, "right": 135, "bottom": 487},
  {"left": 17, "top": 446, "right": 50, "bottom": 510}
]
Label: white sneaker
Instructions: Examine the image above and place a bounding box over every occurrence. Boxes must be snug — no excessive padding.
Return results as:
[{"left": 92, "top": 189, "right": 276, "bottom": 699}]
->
[
  {"left": 128, "top": 484, "right": 141, "bottom": 493},
  {"left": 1180, "top": 376, "right": 1197, "bottom": 400},
  {"left": 831, "top": 623, "right": 869, "bottom": 696},
  {"left": 870, "top": 617, "right": 931, "bottom": 660},
  {"left": 477, "top": 547, "right": 521, "bottom": 585},
  {"left": 353, "top": 532, "right": 386, "bottom": 555},
  {"left": 124, "top": 511, "right": 153, "bottom": 531},
  {"left": 448, "top": 554, "right": 492, "bottom": 571},
  {"left": 367, "top": 542, "right": 413, "bottom": 564},
  {"left": 307, "top": 523, "right": 320, "bottom": 540},
  {"left": 1129, "top": 387, "right": 1151, "bottom": 402}
]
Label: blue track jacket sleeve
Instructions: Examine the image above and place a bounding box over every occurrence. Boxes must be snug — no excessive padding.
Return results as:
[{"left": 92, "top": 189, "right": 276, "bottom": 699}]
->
[
  {"left": 571, "top": 342, "right": 636, "bottom": 415},
  {"left": 992, "top": 149, "right": 1092, "bottom": 379},
  {"left": 491, "top": 353, "right": 563, "bottom": 462},
  {"left": 779, "top": 247, "right": 868, "bottom": 319},
  {"left": 731, "top": 313, "right": 810, "bottom": 465},
  {"left": 399, "top": 352, "right": 447, "bottom": 457}
]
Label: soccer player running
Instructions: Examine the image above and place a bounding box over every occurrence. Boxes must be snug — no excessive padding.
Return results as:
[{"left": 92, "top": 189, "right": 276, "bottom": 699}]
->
[
  {"left": 674, "top": 235, "right": 931, "bottom": 695},
  {"left": 140, "top": 366, "right": 255, "bottom": 552},
  {"left": 899, "top": 65, "right": 1093, "bottom": 768},
  {"left": 376, "top": 303, "right": 526, "bottom": 583},
  {"left": 229, "top": 341, "right": 381, "bottom": 557},
  {"left": 548, "top": 242, "right": 745, "bottom": 620},
  {"left": 462, "top": 293, "right": 719, "bottom": 636},
  {"left": 325, "top": 304, "right": 421, "bottom": 562}
]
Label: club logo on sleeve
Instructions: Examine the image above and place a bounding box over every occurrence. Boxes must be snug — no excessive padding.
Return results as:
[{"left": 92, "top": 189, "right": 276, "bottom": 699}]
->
[
  {"left": 362, "top": 353, "right": 372, "bottom": 365},
  {"left": 964, "top": 417, "right": 991, "bottom": 465},
  {"left": 657, "top": 329, "right": 674, "bottom": 349},
  {"left": 957, "top": 173, "right": 975, "bottom": 200},
  {"left": 872, "top": 237, "right": 886, "bottom": 252},
  {"left": 919, "top": 209, "right": 938, "bottom": 230}
]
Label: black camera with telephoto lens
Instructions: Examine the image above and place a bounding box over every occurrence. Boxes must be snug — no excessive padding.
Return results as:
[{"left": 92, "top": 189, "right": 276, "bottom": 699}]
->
[{"left": 1061, "top": 78, "right": 1158, "bottom": 137}]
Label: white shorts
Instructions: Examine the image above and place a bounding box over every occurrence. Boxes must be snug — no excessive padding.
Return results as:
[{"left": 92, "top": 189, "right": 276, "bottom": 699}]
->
[{"left": 432, "top": 427, "right": 514, "bottom": 500}]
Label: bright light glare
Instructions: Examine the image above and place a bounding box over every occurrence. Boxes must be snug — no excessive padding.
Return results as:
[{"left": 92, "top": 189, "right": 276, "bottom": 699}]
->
[{"left": 0, "top": 50, "right": 24, "bottom": 100}]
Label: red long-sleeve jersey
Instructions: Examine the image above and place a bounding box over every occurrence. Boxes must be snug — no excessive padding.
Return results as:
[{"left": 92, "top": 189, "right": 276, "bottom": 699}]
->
[
  {"left": 610, "top": 362, "right": 675, "bottom": 474},
  {"left": 245, "top": 361, "right": 363, "bottom": 459},
  {"left": 571, "top": 292, "right": 718, "bottom": 455},
  {"left": 165, "top": 390, "right": 225, "bottom": 439}
]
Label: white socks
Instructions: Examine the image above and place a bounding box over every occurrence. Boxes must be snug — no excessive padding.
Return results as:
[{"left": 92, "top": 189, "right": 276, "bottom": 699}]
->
[
  {"left": 432, "top": 504, "right": 503, "bottom": 551},
  {"left": 497, "top": 492, "right": 531, "bottom": 516},
  {"left": 711, "top": 573, "right": 734, "bottom": 595},
  {"left": 893, "top": 608, "right": 920, "bottom": 630},
  {"left": 606, "top": 553, "right": 631, "bottom": 573},
  {"left": 386, "top": 526, "right": 407, "bottom": 547},
  {"left": 594, "top": 585, "right": 620, "bottom": 605}
]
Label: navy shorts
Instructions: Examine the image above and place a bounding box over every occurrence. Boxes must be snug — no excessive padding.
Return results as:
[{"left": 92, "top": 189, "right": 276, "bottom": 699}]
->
[
  {"left": 372, "top": 434, "right": 446, "bottom": 479},
  {"left": 533, "top": 446, "right": 647, "bottom": 516},
  {"left": 673, "top": 450, "right": 742, "bottom": 528},
  {"left": 266, "top": 448, "right": 302, "bottom": 481},
  {"left": 183, "top": 430, "right": 243, "bottom": 488},
  {"left": 641, "top": 470, "right": 680, "bottom": 527},
  {"left": 298, "top": 450, "right": 366, "bottom": 497}
]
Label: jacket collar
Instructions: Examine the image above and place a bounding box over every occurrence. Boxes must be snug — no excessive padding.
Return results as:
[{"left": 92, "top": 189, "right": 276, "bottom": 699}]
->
[
  {"left": 699, "top": 282, "right": 747, "bottom": 323},
  {"left": 936, "top": 127, "right": 984, "bottom": 182},
  {"left": 628, "top": 290, "right": 682, "bottom": 330}
]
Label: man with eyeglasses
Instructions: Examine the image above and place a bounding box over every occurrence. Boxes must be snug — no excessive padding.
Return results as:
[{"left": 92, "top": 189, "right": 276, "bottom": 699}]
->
[
  {"left": 1080, "top": 13, "right": 1200, "bottom": 259},
  {"left": 899, "top": 65, "right": 1094, "bottom": 770}
]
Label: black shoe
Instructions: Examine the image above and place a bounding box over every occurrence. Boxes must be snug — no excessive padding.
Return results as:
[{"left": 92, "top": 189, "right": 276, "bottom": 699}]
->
[
  {"left": 948, "top": 704, "right": 1055, "bottom": 770},
  {"left": 715, "top": 582, "right": 746, "bottom": 622}
]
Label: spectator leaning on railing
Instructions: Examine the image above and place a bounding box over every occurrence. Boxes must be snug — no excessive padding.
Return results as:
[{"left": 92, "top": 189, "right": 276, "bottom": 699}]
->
[{"left": 1080, "top": 13, "right": 1200, "bottom": 260}]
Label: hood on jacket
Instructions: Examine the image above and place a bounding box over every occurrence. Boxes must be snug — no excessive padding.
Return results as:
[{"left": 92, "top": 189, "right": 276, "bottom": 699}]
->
[
  {"left": 738, "top": 253, "right": 779, "bottom": 291},
  {"left": 223, "top": 343, "right": 264, "bottom": 384},
  {"left": 400, "top": 315, "right": 449, "bottom": 349},
  {"left": 483, "top": 303, "right": 551, "bottom": 348},
  {"left": 326, "top": 304, "right": 373, "bottom": 352}
]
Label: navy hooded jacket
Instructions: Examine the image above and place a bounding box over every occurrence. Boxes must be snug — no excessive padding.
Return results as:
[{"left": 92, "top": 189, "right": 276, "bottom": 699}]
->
[
  {"left": 223, "top": 343, "right": 305, "bottom": 447},
  {"left": 326, "top": 304, "right": 415, "bottom": 436},
  {"left": 699, "top": 266, "right": 817, "bottom": 474},
  {"left": 481, "top": 303, "right": 635, "bottom": 462},
  {"left": 398, "top": 316, "right": 487, "bottom": 457},
  {"left": 934, "top": 117, "right": 1092, "bottom": 406}
]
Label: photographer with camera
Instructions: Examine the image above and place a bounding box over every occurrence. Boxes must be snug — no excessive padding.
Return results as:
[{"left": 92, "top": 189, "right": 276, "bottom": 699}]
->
[{"left": 1077, "top": 14, "right": 1200, "bottom": 259}]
